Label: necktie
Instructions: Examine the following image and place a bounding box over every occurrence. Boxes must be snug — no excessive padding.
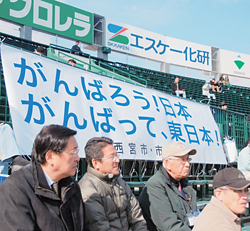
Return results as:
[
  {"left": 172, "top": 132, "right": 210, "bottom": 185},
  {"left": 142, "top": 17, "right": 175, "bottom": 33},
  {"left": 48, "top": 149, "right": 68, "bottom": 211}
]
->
[
  {"left": 178, "top": 182, "right": 185, "bottom": 198},
  {"left": 178, "top": 181, "right": 182, "bottom": 193},
  {"left": 52, "top": 182, "right": 59, "bottom": 196}
]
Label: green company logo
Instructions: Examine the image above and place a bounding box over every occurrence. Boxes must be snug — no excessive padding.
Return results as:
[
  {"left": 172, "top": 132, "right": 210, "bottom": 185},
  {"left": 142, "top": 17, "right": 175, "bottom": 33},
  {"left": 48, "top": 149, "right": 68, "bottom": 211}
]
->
[
  {"left": 0, "top": 0, "right": 93, "bottom": 44},
  {"left": 234, "top": 55, "right": 245, "bottom": 70},
  {"left": 108, "top": 23, "right": 129, "bottom": 45}
]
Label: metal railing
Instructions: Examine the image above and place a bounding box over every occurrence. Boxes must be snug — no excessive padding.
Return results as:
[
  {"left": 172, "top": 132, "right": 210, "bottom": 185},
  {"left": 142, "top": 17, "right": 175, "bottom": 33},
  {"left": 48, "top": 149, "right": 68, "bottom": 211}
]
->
[
  {"left": 211, "top": 105, "right": 248, "bottom": 151},
  {"left": 95, "top": 60, "right": 147, "bottom": 86}
]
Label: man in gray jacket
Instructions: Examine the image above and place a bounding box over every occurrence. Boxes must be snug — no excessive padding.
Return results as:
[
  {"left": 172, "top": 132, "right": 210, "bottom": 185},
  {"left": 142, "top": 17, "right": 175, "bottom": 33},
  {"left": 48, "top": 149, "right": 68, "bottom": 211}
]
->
[
  {"left": 138, "top": 141, "right": 197, "bottom": 231},
  {"left": 79, "top": 137, "right": 147, "bottom": 231}
]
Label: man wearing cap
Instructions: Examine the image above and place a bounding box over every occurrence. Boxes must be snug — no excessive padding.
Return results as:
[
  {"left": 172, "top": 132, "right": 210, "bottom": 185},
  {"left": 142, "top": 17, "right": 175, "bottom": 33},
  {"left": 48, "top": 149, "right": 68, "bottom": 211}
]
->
[
  {"left": 193, "top": 168, "right": 250, "bottom": 231},
  {"left": 138, "top": 141, "right": 197, "bottom": 231}
]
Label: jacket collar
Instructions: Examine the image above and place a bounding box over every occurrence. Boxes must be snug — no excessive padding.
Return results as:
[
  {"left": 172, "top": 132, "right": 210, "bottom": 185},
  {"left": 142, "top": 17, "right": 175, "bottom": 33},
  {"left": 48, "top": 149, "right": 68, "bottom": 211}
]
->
[
  {"left": 160, "top": 165, "right": 194, "bottom": 204},
  {"left": 160, "top": 165, "right": 190, "bottom": 188},
  {"left": 210, "top": 196, "right": 241, "bottom": 223},
  {"left": 31, "top": 160, "right": 77, "bottom": 201},
  {"left": 30, "top": 160, "right": 51, "bottom": 190},
  {"left": 87, "top": 165, "right": 119, "bottom": 183}
]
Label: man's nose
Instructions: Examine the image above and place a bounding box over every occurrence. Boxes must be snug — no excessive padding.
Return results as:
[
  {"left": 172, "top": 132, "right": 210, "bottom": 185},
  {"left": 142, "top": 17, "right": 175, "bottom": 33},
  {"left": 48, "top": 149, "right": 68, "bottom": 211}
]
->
[
  {"left": 75, "top": 154, "right": 80, "bottom": 162},
  {"left": 114, "top": 156, "right": 120, "bottom": 163}
]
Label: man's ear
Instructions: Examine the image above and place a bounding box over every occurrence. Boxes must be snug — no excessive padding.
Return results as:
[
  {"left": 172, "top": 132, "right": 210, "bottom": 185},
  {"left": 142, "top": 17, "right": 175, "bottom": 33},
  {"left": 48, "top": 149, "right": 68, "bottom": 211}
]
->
[
  {"left": 45, "top": 150, "right": 55, "bottom": 166},
  {"left": 164, "top": 159, "right": 171, "bottom": 171},
  {"left": 92, "top": 159, "right": 100, "bottom": 170},
  {"left": 215, "top": 188, "right": 223, "bottom": 201}
]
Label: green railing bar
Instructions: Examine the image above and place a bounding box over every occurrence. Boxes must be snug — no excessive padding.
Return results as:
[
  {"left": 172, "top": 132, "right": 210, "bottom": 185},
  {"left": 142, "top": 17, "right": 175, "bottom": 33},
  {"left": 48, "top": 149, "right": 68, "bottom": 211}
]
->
[{"left": 96, "top": 61, "right": 147, "bottom": 86}]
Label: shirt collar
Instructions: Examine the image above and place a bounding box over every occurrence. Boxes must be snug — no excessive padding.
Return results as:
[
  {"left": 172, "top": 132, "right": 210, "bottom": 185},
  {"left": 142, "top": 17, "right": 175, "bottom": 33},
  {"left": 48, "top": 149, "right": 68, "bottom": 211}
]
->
[
  {"left": 42, "top": 170, "right": 56, "bottom": 189},
  {"left": 161, "top": 165, "right": 189, "bottom": 188}
]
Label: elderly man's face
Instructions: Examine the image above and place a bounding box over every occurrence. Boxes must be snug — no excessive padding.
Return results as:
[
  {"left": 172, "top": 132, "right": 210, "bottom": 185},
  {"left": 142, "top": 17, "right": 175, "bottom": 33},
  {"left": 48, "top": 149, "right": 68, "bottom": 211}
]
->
[
  {"left": 218, "top": 187, "right": 248, "bottom": 215},
  {"left": 165, "top": 154, "right": 191, "bottom": 181}
]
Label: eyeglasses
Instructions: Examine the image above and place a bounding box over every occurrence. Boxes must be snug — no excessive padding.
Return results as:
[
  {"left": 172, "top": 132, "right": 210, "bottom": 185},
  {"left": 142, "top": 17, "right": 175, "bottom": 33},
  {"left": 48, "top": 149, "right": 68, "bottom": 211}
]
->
[
  {"left": 63, "top": 147, "right": 80, "bottom": 157},
  {"left": 232, "top": 188, "right": 249, "bottom": 194},
  {"left": 100, "top": 154, "right": 120, "bottom": 161},
  {"left": 224, "top": 187, "right": 249, "bottom": 195},
  {"left": 168, "top": 157, "right": 192, "bottom": 165}
]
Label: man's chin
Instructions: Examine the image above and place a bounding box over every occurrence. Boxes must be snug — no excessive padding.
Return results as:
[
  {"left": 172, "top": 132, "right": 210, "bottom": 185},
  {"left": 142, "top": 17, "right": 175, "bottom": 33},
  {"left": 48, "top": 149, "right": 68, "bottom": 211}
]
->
[
  {"left": 112, "top": 168, "right": 120, "bottom": 175},
  {"left": 183, "top": 171, "right": 189, "bottom": 177}
]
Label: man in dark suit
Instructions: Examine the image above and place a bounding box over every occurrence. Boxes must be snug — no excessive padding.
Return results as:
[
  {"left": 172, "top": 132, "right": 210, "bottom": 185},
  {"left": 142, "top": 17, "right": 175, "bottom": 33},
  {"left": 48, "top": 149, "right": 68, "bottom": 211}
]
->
[{"left": 0, "top": 125, "right": 87, "bottom": 231}]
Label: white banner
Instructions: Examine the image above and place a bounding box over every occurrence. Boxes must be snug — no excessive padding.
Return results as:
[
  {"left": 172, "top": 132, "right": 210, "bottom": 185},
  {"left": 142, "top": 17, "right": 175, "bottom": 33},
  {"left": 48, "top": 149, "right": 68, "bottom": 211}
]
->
[
  {"left": 105, "top": 19, "right": 212, "bottom": 72},
  {"left": 1, "top": 44, "right": 226, "bottom": 164}
]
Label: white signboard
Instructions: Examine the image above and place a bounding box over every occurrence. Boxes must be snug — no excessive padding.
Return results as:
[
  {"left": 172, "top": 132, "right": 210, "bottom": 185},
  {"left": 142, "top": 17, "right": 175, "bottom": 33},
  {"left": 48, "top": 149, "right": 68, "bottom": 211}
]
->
[
  {"left": 1, "top": 44, "right": 226, "bottom": 164},
  {"left": 219, "top": 49, "right": 250, "bottom": 78},
  {"left": 105, "top": 19, "right": 212, "bottom": 72}
]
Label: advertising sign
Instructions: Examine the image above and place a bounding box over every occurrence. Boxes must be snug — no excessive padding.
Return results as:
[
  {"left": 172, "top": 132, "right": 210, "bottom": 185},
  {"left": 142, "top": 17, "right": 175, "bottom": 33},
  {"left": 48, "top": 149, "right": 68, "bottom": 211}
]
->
[
  {"left": 1, "top": 44, "right": 226, "bottom": 164},
  {"left": 0, "top": 0, "right": 93, "bottom": 44},
  {"left": 106, "top": 19, "right": 212, "bottom": 71},
  {"left": 219, "top": 49, "right": 250, "bottom": 78}
]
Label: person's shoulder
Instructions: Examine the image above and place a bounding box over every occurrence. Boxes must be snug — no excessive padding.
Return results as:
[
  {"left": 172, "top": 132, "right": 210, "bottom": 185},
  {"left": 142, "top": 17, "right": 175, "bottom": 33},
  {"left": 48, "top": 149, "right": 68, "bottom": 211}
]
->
[
  {"left": 146, "top": 170, "right": 165, "bottom": 187},
  {"left": 79, "top": 172, "right": 95, "bottom": 186},
  {"left": 79, "top": 171, "right": 105, "bottom": 192},
  {"left": 79, "top": 173, "right": 108, "bottom": 200},
  {"left": 0, "top": 164, "right": 31, "bottom": 192},
  {"left": 194, "top": 205, "right": 232, "bottom": 231},
  {"left": 78, "top": 172, "right": 93, "bottom": 186}
]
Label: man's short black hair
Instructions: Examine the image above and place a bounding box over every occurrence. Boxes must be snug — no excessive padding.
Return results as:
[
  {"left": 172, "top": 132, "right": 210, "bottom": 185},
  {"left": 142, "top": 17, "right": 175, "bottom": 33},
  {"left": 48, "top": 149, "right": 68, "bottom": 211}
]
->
[
  {"left": 85, "top": 137, "right": 113, "bottom": 167},
  {"left": 31, "top": 124, "right": 77, "bottom": 165},
  {"left": 36, "top": 46, "right": 44, "bottom": 53}
]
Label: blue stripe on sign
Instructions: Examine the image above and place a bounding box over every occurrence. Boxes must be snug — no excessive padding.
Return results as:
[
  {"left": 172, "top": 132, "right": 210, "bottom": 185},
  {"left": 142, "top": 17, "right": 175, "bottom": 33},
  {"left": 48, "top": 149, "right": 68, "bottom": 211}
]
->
[{"left": 108, "top": 24, "right": 123, "bottom": 33}]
